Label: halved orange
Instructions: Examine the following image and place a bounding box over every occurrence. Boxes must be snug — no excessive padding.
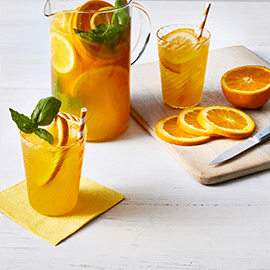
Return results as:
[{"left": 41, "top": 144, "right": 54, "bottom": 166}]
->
[
  {"left": 197, "top": 106, "right": 255, "bottom": 139},
  {"left": 177, "top": 107, "right": 216, "bottom": 136},
  {"left": 155, "top": 115, "right": 212, "bottom": 146},
  {"left": 221, "top": 65, "right": 270, "bottom": 108}
]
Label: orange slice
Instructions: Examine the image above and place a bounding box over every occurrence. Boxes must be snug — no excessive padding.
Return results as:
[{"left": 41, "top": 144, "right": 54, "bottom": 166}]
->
[
  {"left": 90, "top": 6, "right": 114, "bottom": 29},
  {"left": 50, "top": 31, "right": 77, "bottom": 74},
  {"left": 221, "top": 65, "right": 270, "bottom": 109},
  {"left": 39, "top": 114, "right": 70, "bottom": 186},
  {"left": 71, "top": 65, "right": 129, "bottom": 98},
  {"left": 73, "top": 0, "right": 113, "bottom": 32},
  {"left": 177, "top": 107, "right": 216, "bottom": 136},
  {"left": 70, "top": 1, "right": 129, "bottom": 60},
  {"left": 158, "top": 28, "right": 203, "bottom": 73},
  {"left": 197, "top": 106, "right": 255, "bottom": 139},
  {"left": 52, "top": 114, "right": 69, "bottom": 147},
  {"left": 51, "top": 11, "right": 72, "bottom": 34},
  {"left": 155, "top": 115, "right": 212, "bottom": 146}
]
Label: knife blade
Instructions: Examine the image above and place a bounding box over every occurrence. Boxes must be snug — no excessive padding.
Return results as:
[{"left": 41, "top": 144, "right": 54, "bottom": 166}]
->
[{"left": 209, "top": 126, "right": 270, "bottom": 166}]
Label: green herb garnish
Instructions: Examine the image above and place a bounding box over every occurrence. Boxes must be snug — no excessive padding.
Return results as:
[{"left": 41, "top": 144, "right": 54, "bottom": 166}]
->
[
  {"left": 74, "top": 0, "right": 130, "bottom": 51},
  {"left": 9, "top": 97, "right": 61, "bottom": 145}
]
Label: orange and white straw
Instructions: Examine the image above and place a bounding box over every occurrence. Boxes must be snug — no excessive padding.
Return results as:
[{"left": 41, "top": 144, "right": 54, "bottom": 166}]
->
[
  {"left": 197, "top": 2, "right": 211, "bottom": 40},
  {"left": 77, "top": 108, "right": 87, "bottom": 140}
]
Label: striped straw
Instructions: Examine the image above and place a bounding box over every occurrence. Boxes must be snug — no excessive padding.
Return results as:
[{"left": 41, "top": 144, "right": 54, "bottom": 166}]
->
[
  {"left": 197, "top": 2, "right": 211, "bottom": 40},
  {"left": 77, "top": 108, "right": 87, "bottom": 140}
]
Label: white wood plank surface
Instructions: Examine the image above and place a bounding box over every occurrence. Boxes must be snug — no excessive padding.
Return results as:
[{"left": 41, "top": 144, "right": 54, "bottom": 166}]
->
[{"left": 1, "top": 1, "right": 269, "bottom": 269}]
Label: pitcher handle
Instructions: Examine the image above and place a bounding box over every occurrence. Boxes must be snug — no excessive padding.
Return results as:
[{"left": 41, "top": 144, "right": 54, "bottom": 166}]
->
[{"left": 131, "top": 1, "right": 151, "bottom": 65}]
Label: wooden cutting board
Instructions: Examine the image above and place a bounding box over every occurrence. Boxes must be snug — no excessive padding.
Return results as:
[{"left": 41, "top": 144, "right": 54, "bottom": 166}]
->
[{"left": 130, "top": 46, "right": 270, "bottom": 184}]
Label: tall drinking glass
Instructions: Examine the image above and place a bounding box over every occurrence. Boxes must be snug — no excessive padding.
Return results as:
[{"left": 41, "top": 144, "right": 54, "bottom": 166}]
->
[{"left": 157, "top": 24, "right": 211, "bottom": 108}]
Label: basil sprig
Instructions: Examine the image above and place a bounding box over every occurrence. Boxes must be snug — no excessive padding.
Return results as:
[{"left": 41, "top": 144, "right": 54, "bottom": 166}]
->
[
  {"left": 74, "top": 0, "right": 129, "bottom": 51},
  {"left": 9, "top": 97, "right": 61, "bottom": 145}
]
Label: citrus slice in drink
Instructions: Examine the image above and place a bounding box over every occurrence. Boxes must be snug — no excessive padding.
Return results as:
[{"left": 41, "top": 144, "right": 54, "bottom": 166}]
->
[
  {"left": 40, "top": 114, "right": 70, "bottom": 186},
  {"left": 158, "top": 28, "right": 202, "bottom": 73},
  {"left": 177, "top": 107, "right": 216, "bottom": 136},
  {"left": 72, "top": 65, "right": 129, "bottom": 97},
  {"left": 155, "top": 115, "right": 212, "bottom": 146},
  {"left": 51, "top": 11, "right": 72, "bottom": 34},
  {"left": 197, "top": 106, "right": 255, "bottom": 139},
  {"left": 71, "top": 65, "right": 129, "bottom": 140},
  {"left": 21, "top": 114, "right": 71, "bottom": 186},
  {"left": 47, "top": 114, "right": 69, "bottom": 147},
  {"left": 90, "top": 6, "right": 114, "bottom": 29},
  {"left": 164, "top": 28, "right": 197, "bottom": 44},
  {"left": 72, "top": 0, "right": 113, "bottom": 32},
  {"left": 70, "top": 1, "right": 128, "bottom": 60},
  {"left": 50, "top": 31, "right": 77, "bottom": 74},
  {"left": 221, "top": 65, "right": 270, "bottom": 108}
]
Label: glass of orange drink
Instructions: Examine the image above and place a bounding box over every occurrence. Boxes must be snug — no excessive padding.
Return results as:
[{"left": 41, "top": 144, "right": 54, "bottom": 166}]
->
[
  {"left": 157, "top": 24, "right": 211, "bottom": 108},
  {"left": 20, "top": 111, "right": 87, "bottom": 216},
  {"left": 44, "top": 0, "right": 151, "bottom": 141}
]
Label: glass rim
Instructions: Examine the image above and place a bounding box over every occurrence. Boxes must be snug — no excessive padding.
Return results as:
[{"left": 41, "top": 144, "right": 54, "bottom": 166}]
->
[
  {"left": 156, "top": 23, "right": 211, "bottom": 45},
  {"left": 44, "top": 0, "right": 133, "bottom": 17},
  {"left": 19, "top": 121, "right": 87, "bottom": 150}
]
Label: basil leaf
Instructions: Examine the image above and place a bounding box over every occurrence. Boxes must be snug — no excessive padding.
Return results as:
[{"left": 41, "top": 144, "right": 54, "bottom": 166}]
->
[
  {"left": 34, "top": 128, "right": 54, "bottom": 145},
  {"left": 9, "top": 108, "right": 37, "bottom": 134},
  {"left": 74, "top": 25, "right": 124, "bottom": 51},
  {"left": 112, "top": 0, "right": 129, "bottom": 27},
  {"left": 31, "top": 97, "right": 61, "bottom": 126}
]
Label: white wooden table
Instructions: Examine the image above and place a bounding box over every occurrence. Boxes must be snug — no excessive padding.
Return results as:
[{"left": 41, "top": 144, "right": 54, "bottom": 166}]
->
[{"left": 1, "top": 1, "right": 269, "bottom": 269}]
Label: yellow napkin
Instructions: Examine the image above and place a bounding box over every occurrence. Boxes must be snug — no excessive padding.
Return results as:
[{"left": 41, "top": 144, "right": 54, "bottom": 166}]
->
[{"left": 0, "top": 176, "right": 124, "bottom": 245}]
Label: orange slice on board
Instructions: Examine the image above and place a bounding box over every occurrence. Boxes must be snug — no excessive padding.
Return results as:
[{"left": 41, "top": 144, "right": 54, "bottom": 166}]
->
[
  {"left": 177, "top": 107, "right": 217, "bottom": 136},
  {"left": 197, "top": 106, "right": 255, "bottom": 139},
  {"left": 221, "top": 65, "right": 270, "bottom": 108},
  {"left": 155, "top": 115, "right": 212, "bottom": 146}
]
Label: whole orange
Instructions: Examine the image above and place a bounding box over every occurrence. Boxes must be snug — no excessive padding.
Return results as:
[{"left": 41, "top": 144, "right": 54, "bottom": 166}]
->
[{"left": 221, "top": 65, "right": 270, "bottom": 109}]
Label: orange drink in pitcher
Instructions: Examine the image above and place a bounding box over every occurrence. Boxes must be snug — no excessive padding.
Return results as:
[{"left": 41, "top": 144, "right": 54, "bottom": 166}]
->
[{"left": 44, "top": 0, "right": 151, "bottom": 141}]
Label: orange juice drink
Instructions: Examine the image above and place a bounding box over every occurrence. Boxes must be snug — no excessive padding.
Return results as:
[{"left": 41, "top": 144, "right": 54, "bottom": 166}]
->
[
  {"left": 157, "top": 24, "right": 211, "bottom": 108},
  {"left": 20, "top": 112, "right": 87, "bottom": 216},
  {"left": 49, "top": 0, "right": 131, "bottom": 141}
]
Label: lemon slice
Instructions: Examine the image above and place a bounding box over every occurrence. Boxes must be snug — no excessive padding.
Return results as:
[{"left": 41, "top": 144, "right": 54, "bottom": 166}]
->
[
  {"left": 158, "top": 28, "right": 201, "bottom": 72},
  {"left": 51, "top": 11, "right": 72, "bottom": 33},
  {"left": 164, "top": 28, "right": 197, "bottom": 45},
  {"left": 90, "top": 6, "right": 114, "bottom": 29},
  {"left": 50, "top": 31, "right": 76, "bottom": 74}
]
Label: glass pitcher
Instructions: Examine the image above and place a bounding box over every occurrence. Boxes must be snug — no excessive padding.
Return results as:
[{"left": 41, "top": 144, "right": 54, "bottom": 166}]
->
[{"left": 44, "top": 0, "right": 151, "bottom": 141}]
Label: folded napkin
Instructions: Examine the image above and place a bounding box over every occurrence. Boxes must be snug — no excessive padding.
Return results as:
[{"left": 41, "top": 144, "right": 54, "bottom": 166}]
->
[{"left": 0, "top": 176, "right": 124, "bottom": 245}]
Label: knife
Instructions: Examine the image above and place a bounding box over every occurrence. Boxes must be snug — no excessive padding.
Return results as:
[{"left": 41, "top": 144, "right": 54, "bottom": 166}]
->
[{"left": 209, "top": 126, "right": 270, "bottom": 166}]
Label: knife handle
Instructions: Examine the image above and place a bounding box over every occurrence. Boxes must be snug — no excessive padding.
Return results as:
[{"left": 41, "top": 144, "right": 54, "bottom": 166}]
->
[{"left": 254, "top": 126, "right": 270, "bottom": 143}]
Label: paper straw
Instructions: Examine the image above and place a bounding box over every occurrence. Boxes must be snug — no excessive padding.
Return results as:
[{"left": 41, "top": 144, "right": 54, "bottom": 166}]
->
[
  {"left": 77, "top": 108, "right": 87, "bottom": 140},
  {"left": 197, "top": 2, "right": 211, "bottom": 40}
]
